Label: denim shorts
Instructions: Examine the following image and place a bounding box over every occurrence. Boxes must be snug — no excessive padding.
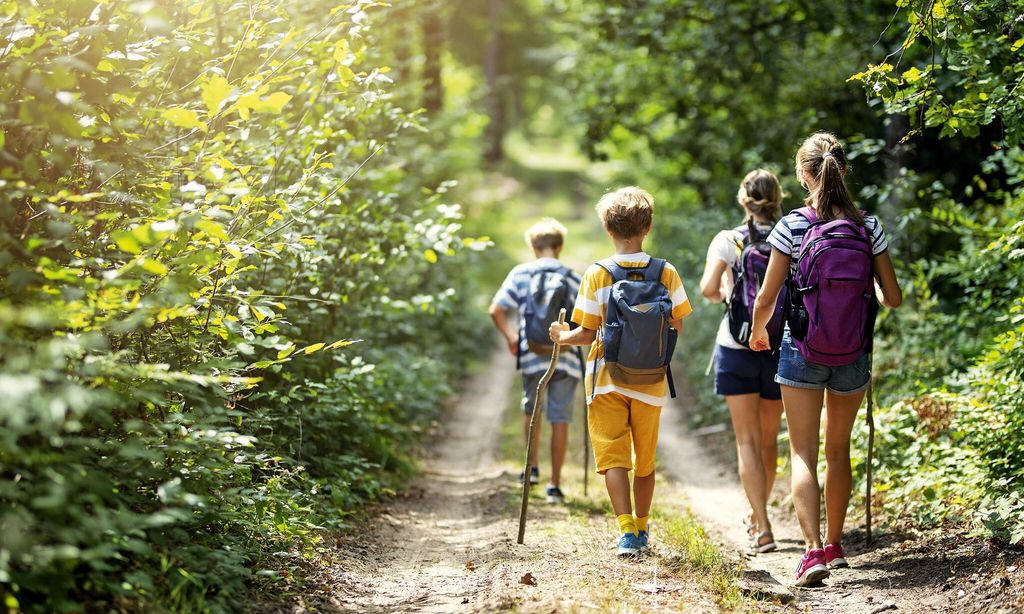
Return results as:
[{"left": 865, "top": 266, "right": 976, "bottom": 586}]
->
[
  {"left": 522, "top": 369, "right": 578, "bottom": 423},
  {"left": 775, "top": 332, "right": 870, "bottom": 395},
  {"left": 713, "top": 345, "right": 782, "bottom": 400}
]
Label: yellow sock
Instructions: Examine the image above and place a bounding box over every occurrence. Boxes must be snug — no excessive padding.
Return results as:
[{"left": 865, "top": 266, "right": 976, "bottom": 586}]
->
[
  {"left": 617, "top": 513, "right": 637, "bottom": 536},
  {"left": 635, "top": 515, "right": 649, "bottom": 533}
]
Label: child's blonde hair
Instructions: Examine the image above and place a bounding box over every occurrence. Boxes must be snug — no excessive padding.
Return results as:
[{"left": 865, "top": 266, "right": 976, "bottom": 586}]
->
[
  {"left": 737, "top": 169, "right": 782, "bottom": 222},
  {"left": 524, "top": 217, "right": 568, "bottom": 251},
  {"left": 595, "top": 187, "right": 654, "bottom": 238}
]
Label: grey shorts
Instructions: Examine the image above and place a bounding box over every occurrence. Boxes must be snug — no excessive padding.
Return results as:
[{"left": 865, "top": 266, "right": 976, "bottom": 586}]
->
[{"left": 521, "top": 369, "right": 579, "bottom": 423}]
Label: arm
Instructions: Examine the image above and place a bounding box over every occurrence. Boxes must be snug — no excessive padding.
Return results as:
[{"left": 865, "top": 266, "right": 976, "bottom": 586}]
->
[
  {"left": 748, "top": 249, "right": 791, "bottom": 351},
  {"left": 699, "top": 255, "right": 730, "bottom": 303},
  {"left": 549, "top": 322, "right": 597, "bottom": 347},
  {"left": 488, "top": 302, "right": 519, "bottom": 356},
  {"left": 670, "top": 318, "right": 683, "bottom": 332},
  {"left": 873, "top": 251, "right": 903, "bottom": 308}
]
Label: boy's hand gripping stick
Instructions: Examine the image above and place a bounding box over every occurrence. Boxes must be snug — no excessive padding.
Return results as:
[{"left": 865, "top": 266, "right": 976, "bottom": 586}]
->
[{"left": 517, "top": 308, "right": 566, "bottom": 545}]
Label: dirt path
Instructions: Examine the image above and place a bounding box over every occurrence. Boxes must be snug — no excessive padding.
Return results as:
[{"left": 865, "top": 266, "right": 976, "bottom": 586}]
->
[
  {"left": 658, "top": 388, "right": 1024, "bottom": 613},
  {"left": 307, "top": 346, "right": 725, "bottom": 613}
]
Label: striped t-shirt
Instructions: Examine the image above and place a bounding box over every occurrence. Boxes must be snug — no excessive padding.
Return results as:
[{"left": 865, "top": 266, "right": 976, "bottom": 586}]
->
[
  {"left": 767, "top": 210, "right": 889, "bottom": 265},
  {"left": 492, "top": 258, "right": 584, "bottom": 378},
  {"left": 572, "top": 253, "right": 693, "bottom": 406}
]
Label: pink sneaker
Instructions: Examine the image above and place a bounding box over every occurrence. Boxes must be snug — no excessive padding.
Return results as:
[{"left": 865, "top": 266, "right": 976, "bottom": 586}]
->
[
  {"left": 825, "top": 543, "right": 848, "bottom": 568},
  {"left": 794, "top": 548, "right": 830, "bottom": 587}
]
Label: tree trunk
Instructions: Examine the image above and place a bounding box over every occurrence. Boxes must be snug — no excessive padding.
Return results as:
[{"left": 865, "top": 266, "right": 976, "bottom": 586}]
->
[
  {"left": 483, "top": 0, "right": 504, "bottom": 163},
  {"left": 421, "top": 10, "right": 443, "bottom": 114}
]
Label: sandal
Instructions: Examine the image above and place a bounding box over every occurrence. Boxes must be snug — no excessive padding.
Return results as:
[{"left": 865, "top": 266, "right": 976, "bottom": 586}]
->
[
  {"left": 750, "top": 530, "right": 777, "bottom": 554},
  {"left": 741, "top": 513, "right": 757, "bottom": 536}
]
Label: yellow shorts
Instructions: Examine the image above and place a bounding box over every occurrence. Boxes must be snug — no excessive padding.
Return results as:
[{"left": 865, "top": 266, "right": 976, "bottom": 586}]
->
[{"left": 588, "top": 392, "right": 662, "bottom": 477}]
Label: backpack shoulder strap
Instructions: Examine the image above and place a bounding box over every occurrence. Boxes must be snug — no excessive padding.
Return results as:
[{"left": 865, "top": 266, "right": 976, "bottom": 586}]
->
[
  {"left": 644, "top": 258, "right": 667, "bottom": 283},
  {"left": 595, "top": 258, "right": 627, "bottom": 282},
  {"left": 793, "top": 206, "right": 817, "bottom": 223}
]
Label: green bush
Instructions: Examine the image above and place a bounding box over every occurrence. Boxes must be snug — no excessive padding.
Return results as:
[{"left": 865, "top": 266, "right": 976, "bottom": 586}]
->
[{"left": 0, "top": 1, "right": 487, "bottom": 611}]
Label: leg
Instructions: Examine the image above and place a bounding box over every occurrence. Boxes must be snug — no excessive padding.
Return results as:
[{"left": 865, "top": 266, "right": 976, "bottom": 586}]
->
[
  {"left": 605, "top": 467, "right": 633, "bottom": 516},
  {"left": 758, "top": 398, "right": 784, "bottom": 498},
  {"left": 823, "top": 389, "right": 865, "bottom": 545},
  {"left": 550, "top": 422, "right": 568, "bottom": 487},
  {"left": 630, "top": 401, "right": 662, "bottom": 520},
  {"left": 782, "top": 384, "right": 826, "bottom": 550},
  {"left": 633, "top": 471, "right": 655, "bottom": 518},
  {"left": 545, "top": 372, "right": 576, "bottom": 488},
  {"left": 588, "top": 393, "right": 633, "bottom": 516},
  {"left": 726, "top": 393, "right": 771, "bottom": 535}
]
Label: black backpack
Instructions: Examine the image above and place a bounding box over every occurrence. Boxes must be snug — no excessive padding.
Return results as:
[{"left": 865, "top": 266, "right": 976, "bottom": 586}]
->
[{"left": 726, "top": 219, "right": 787, "bottom": 349}]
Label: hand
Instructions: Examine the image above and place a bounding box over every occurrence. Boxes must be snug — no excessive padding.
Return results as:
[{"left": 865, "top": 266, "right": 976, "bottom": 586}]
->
[
  {"left": 506, "top": 336, "right": 518, "bottom": 356},
  {"left": 748, "top": 326, "right": 770, "bottom": 352},
  {"left": 549, "top": 321, "right": 569, "bottom": 345}
]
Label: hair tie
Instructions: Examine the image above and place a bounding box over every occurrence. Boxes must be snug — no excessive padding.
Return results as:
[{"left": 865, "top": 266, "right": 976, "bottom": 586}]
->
[{"left": 822, "top": 152, "right": 834, "bottom": 161}]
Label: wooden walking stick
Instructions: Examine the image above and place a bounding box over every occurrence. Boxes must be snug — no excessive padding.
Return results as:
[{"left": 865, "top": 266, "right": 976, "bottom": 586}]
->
[
  {"left": 578, "top": 348, "right": 590, "bottom": 497},
  {"left": 583, "top": 402, "right": 590, "bottom": 496},
  {"left": 865, "top": 353, "right": 875, "bottom": 546},
  {"left": 518, "top": 308, "right": 566, "bottom": 545}
]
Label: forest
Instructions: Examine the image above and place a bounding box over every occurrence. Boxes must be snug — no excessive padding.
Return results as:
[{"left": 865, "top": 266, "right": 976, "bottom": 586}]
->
[{"left": 1, "top": 0, "right": 1023, "bottom": 612}]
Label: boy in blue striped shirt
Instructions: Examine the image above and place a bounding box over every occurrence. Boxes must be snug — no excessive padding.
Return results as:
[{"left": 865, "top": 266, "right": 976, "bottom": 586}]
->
[{"left": 489, "top": 218, "right": 582, "bottom": 503}]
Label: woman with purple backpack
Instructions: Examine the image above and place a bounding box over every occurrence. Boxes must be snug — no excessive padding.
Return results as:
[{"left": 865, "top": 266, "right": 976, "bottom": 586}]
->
[
  {"left": 699, "top": 169, "right": 786, "bottom": 555},
  {"left": 749, "top": 132, "right": 903, "bottom": 587}
]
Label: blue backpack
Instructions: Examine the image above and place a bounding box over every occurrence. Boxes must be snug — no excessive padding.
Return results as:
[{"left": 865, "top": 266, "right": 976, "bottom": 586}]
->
[
  {"left": 519, "top": 265, "right": 576, "bottom": 364},
  {"left": 594, "top": 258, "right": 677, "bottom": 398}
]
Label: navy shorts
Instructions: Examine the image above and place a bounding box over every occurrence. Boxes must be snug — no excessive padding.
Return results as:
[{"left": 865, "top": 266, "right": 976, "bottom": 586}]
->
[
  {"left": 521, "top": 369, "right": 578, "bottom": 423},
  {"left": 714, "top": 345, "right": 782, "bottom": 400},
  {"left": 775, "top": 332, "right": 870, "bottom": 395}
]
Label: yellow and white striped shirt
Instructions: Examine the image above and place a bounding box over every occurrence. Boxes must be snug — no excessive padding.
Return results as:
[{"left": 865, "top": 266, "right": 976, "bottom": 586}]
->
[{"left": 571, "top": 252, "right": 693, "bottom": 406}]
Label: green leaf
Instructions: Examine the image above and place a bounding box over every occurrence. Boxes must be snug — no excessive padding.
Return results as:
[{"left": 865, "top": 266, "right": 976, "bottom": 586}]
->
[
  {"left": 201, "top": 74, "right": 232, "bottom": 116},
  {"left": 301, "top": 342, "right": 325, "bottom": 354},
  {"left": 195, "top": 219, "right": 230, "bottom": 241},
  {"left": 326, "top": 338, "right": 361, "bottom": 350},
  {"left": 138, "top": 258, "right": 168, "bottom": 275},
  {"left": 332, "top": 40, "right": 349, "bottom": 62},
  {"left": 111, "top": 230, "right": 141, "bottom": 254},
  {"left": 160, "top": 108, "right": 206, "bottom": 132},
  {"left": 257, "top": 92, "right": 292, "bottom": 114},
  {"left": 337, "top": 64, "right": 356, "bottom": 87}
]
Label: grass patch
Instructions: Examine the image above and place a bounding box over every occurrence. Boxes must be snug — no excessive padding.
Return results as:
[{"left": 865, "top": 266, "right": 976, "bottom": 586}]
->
[{"left": 658, "top": 509, "right": 746, "bottom": 610}]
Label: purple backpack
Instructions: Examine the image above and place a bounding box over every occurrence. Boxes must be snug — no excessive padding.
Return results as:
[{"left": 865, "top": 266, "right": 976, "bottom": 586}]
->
[
  {"left": 787, "top": 207, "right": 877, "bottom": 365},
  {"left": 726, "top": 219, "right": 787, "bottom": 349}
]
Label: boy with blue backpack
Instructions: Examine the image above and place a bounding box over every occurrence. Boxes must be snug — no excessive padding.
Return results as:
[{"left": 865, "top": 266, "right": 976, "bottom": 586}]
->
[
  {"left": 490, "top": 218, "right": 582, "bottom": 503},
  {"left": 549, "top": 187, "right": 692, "bottom": 557}
]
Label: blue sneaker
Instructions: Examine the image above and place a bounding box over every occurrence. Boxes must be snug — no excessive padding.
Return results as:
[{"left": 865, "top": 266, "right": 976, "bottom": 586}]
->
[
  {"left": 638, "top": 530, "right": 649, "bottom": 550},
  {"left": 617, "top": 532, "right": 642, "bottom": 557}
]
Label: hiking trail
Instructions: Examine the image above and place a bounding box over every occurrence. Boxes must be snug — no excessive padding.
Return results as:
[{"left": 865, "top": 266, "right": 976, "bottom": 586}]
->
[
  {"left": 293, "top": 345, "right": 720, "bottom": 612},
  {"left": 659, "top": 384, "right": 1024, "bottom": 613}
]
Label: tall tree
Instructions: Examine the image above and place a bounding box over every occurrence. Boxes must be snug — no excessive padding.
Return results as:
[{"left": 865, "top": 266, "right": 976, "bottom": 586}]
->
[{"left": 484, "top": 0, "right": 504, "bottom": 162}]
